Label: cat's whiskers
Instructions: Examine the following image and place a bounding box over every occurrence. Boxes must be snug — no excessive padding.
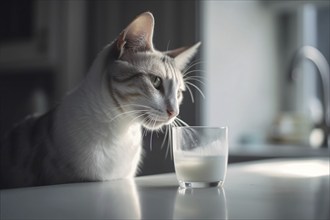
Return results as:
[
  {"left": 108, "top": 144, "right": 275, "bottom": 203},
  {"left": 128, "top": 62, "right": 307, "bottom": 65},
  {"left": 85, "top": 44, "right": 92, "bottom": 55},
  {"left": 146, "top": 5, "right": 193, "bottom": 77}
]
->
[
  {"left": 108, "top": 103, "right": 154, "bottom": 123},
  {"left": 149, "top": 115, "right": 160, "bottom": 151},
  {"left": 185, "top": 81, "right": 205, "bottom": 99},
  {"left": 184, "top": 75, "right": 205, "bottom": 80},
  {"left": 184, "top": 76, "right": 206, "bottom": 86},
  {"left": 161, "top": 116, "right": 190, "bottom": 159},
  {"left": 184, "top": 83, "right": 196, "bottom": 103},
  {"left": 131, "top": 112, "right": 150, "bottom": 124},
  {"left": 174, "top": 117, "right": 190, "bottom": 127},
  {"left": 111, "top": 104, "right": 152, "bottom": 113},
  {"left": 182, "top": 73, "right": 205, "bottom": 104},
  {"left": 109, "top": 109, "right": 149, "bottom": 124},
  {"left": 160, "top": 125, "right": 169, "bottom": 150},
  {"left": 182, "top": 60, "right": 204, "bottom": 76},
  {"left": 143, "top": 117, "right": 153, "bottom": 149},
  {"left": 165, "top": 123, "right": 177, "bottom": 159},
  {"left": 164, "top": 125, "right": 171, "bottom": 159},
  {"left": 182, "top": 62, "right": 205, "bottom": 104},
  {"left": 166, "top": 40, "right": 171, "bottom": 52},
  {"left": 142, "top": 128, "right": 147, "bottom": 137},
  {"left": 182, "top": 61, "right": 205, "bottom": 103},
  {"left": 183, "top": 69, "right": 205, "bottom": 78}
]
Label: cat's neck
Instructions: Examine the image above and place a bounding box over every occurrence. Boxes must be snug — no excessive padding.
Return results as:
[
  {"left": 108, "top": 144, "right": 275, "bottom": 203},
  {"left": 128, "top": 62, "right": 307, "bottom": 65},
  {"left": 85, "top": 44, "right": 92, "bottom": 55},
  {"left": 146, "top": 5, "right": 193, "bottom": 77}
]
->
[{"left": 54, "top": 84, "right": 140, "bottom": 145}]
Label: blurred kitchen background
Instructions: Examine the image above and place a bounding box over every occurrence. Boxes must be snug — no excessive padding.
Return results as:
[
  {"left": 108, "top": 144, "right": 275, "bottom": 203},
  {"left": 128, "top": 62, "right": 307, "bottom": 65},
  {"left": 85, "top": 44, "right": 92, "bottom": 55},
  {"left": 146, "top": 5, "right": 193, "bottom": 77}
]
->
[{"left": 1, "top": 0, "right": 329, "bottom": 175}]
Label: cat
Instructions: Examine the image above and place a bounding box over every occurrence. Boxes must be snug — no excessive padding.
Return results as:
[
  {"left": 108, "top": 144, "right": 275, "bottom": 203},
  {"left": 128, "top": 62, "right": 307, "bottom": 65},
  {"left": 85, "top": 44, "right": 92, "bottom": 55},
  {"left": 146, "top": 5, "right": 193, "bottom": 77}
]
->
[{"left": 0, "top": 12, "right": 200, "bottom": 189}]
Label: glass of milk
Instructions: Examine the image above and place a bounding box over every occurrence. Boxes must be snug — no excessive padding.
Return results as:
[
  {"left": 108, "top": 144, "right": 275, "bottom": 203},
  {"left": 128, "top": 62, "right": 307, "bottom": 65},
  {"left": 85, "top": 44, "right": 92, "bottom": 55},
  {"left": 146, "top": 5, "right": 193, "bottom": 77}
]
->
[{"left": 172, "top": 126, "right": 228, "bottom": 188}]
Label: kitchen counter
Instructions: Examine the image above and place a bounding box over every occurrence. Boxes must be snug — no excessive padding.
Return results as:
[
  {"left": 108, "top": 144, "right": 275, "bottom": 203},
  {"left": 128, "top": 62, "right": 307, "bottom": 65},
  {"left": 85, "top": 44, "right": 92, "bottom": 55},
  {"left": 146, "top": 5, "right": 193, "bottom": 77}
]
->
[
  {"left": 229, "top": 144, "right": 329, "bottom": 163},
  {"left": 1, "top": 158, "right": 329, "bottom": 219}
]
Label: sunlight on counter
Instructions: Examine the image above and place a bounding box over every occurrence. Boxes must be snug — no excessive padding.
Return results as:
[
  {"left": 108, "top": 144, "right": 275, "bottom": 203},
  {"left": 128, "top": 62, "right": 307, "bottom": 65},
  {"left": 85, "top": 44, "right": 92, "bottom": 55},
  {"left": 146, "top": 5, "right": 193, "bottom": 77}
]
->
[{"left": 242, "top": 158, "right": 329, "bottom": 178}]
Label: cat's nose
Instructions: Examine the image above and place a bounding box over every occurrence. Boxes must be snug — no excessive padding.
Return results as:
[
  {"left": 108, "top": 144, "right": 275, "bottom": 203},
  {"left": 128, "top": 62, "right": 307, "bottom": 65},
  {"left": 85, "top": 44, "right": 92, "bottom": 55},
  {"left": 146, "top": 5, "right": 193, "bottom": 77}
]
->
[{"left": 166, "top": 109, "right": 177, "bottom": 118}]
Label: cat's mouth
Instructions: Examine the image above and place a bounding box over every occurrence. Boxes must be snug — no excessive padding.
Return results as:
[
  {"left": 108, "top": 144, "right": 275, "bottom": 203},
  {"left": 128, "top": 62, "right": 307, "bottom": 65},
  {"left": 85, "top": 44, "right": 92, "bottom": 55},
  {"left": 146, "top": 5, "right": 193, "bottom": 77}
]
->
[{"left": 142, "top": 114, "right": 174, "bottom": 130}]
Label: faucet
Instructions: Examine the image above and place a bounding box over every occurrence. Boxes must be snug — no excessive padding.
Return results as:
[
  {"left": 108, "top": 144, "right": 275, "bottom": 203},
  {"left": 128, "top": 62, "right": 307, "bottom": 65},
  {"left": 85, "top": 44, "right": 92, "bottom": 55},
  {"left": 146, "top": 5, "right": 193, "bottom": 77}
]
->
[{"left": 288, "top": 45, "right": 330, "bottom": 148}]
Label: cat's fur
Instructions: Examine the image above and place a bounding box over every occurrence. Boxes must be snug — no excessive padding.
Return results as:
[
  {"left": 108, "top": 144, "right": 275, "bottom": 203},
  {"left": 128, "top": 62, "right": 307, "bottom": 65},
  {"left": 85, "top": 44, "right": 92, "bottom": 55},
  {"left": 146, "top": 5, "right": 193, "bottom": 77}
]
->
[{"left": 0, "top": 12, "right": 200, "bottom": 189}]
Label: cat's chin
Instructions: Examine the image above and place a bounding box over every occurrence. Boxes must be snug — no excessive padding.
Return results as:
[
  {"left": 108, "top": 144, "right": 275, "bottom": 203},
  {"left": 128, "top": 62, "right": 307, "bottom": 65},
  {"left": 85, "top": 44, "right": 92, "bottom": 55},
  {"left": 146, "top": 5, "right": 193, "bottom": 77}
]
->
[
  {"left": 140, "top": 114, "right": 175, "bottom": 131},
  {"left": 142, "top": 122, "right": 166, "bottom": 131},
  {"left": 141, "top": 118, "right": 174, "bottom": 131}
]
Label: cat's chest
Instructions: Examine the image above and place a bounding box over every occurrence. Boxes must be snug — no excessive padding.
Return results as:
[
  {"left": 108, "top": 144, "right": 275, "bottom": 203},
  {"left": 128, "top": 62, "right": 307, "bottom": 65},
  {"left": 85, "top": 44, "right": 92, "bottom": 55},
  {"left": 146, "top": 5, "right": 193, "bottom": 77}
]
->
[
  {"left": 89, "top": 124, "right": 143, "bottom": 179},
  {"left": 109, "top": 124, "right": 142, "bottom": 151}
]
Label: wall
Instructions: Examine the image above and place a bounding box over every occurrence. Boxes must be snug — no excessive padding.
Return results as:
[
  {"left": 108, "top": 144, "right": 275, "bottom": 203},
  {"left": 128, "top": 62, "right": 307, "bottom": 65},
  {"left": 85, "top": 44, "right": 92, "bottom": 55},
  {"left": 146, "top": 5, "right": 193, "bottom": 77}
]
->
[{"left": 202, "top": 1, "right": 279, "bottom": 145}]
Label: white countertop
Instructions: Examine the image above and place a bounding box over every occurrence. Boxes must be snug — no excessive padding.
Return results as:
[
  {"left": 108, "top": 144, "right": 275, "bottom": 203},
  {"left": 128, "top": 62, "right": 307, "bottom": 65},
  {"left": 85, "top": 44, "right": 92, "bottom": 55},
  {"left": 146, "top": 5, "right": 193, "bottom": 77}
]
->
[{"left": 1, "top": 158, "right": 329, "bottom": 219}]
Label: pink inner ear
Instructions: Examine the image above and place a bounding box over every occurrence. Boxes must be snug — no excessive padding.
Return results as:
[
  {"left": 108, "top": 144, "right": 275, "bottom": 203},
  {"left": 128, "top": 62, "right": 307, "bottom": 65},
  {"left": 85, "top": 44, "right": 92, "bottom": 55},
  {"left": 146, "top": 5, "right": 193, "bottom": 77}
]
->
[
  {"left": 116, "top": 12, "right": 155, "bottom": 58},
  {"left": 165, "top": 47, "right": 187, "bottom": 58},
  {"left": 168, "top": 42, "right": 201, "bottom": 71},
  {"left": 117, "top": 31, "right": 127, "bottom": 58}
]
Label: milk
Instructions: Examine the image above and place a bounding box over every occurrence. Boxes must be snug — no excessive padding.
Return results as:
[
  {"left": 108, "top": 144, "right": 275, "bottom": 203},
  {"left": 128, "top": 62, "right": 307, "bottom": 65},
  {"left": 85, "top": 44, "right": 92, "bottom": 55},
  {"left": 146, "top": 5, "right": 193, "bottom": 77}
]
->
[
  {"left": 173, "top": 128, "right": 228, "bottom": 185},
  {"left": 174, "top": 155, "right": 227, "bottom": 182}
]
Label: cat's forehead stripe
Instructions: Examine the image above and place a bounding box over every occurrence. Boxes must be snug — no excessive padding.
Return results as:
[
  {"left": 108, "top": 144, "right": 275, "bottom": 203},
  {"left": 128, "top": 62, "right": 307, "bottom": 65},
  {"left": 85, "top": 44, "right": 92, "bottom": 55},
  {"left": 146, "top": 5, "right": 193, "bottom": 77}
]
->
[
  {"left": 161, "top": 55, "right": 177, "bottom": 79},
  {"left": 159, "top": 55, "right": 185, "bottom": 90},
  {"left": 161, "top": 55, "right": 167, "bottom": 63}
]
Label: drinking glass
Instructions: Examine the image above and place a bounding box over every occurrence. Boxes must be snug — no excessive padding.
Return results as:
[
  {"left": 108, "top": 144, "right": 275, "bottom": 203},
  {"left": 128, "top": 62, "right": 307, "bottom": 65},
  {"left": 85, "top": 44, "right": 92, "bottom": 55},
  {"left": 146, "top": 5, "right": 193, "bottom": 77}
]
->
[{"left": 172, "top": 126, "right": 228, "bottom": 188}]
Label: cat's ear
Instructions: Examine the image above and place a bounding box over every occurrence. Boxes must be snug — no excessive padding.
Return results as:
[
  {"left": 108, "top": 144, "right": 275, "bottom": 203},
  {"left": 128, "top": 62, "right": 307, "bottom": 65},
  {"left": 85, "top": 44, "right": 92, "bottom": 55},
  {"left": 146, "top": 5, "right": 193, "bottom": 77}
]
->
[
  {"left": 166, "top": 42, "right": 201, "bottom": 71},
  {"left": 116, "top": 12, "right": 155, "bottom": 58}
]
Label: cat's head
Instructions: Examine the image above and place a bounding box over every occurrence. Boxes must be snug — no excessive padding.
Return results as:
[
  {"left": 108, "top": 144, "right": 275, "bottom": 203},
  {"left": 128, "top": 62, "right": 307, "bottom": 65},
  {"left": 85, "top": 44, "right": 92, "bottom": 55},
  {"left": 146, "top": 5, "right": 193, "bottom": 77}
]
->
[{"left": 108, "top": 12, "right": 200, "bottom": 130}]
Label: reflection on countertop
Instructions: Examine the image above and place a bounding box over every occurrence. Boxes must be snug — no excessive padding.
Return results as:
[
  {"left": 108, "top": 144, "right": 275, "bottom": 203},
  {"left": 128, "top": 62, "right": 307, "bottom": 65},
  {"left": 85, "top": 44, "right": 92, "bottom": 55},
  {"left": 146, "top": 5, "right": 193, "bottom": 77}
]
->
[
  {"left": 174, "top": 187, "right": 227, "bottom": 219},
  {"left": 0, "top": 179, "right": 141, "bottom": 219}
]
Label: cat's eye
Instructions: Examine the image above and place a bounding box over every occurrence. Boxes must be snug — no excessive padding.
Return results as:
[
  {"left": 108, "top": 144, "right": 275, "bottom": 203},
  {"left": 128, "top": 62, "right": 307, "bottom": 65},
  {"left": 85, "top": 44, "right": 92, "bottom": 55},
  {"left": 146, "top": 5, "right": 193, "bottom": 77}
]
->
[{"left": 150, "top": 75, "right": 162, "bottom": 90}]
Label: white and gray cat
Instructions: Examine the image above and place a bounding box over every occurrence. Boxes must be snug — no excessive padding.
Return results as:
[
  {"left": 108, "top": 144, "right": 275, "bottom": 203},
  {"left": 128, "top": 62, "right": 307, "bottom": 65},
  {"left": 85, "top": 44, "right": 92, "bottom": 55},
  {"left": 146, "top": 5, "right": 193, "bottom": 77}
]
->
[{"left": 0, "top": 12, "right": 200, "bottom": 189}]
